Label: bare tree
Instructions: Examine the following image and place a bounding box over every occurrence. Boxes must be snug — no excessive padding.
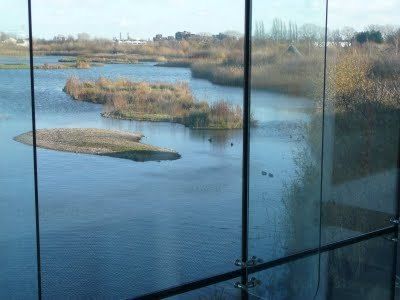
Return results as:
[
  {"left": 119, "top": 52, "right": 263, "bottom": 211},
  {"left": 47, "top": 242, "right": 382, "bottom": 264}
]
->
[
  {"left": 77, "top": 32, "right": 90, "bottom": 41},
  {"left": 341, "top": 26, "right": 356, "bottom": 42},
  {"left": 271, "top": 18, "right": 285, "bottom": 41},
  {"left": 330, "top": 29, "right": 342, "bottom": 46},
  {"left": 387, "top": 28, "right": 400, "bottom": 56},
  {"left": 288, "top": 21, "right": 298, "bottom": 42},
  {"left": 254, "top": 21, "right": 267, "bottom": 41},
  {"left": 299, "top": 23, "right": 324, "bottom": 53}
]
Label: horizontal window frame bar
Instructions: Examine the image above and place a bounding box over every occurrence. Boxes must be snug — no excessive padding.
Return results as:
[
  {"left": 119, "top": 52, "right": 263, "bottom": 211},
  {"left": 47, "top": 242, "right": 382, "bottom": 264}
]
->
[
  {"left": 248, "top": 225, "right": 396, "bottom": 274},
  {"left": 132, "top": 225, "right": 396, "bottom": 299},
  {"left": 133, "top": 268, "right": 243, "bottom": 300}
]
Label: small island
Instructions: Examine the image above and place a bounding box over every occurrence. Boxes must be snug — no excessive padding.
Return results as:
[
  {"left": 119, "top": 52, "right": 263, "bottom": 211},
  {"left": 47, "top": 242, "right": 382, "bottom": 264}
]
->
[
  {"left": 59, "top": 55, "right": 140, "bottom": 64},
  {"left": 14, "top": 128, "right": 181, "bottom": 162},
  {"left": 64, "top": 77, "right": 246, "bottom": 129},
  {"left": 0, "top": 61, "right": 101, "bottom": 70},
  {"left": 0, "top": 63, "right": 30, "bottom": 69},
  {"left": 34, "top": 61, "right": 93, "bottom": 69}
]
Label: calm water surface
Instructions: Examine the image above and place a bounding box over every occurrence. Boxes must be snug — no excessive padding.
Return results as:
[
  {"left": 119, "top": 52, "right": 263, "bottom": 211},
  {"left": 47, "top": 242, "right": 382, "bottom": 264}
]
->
[{"left": 0, "top": 56, "right": 318, "bottom": 298}]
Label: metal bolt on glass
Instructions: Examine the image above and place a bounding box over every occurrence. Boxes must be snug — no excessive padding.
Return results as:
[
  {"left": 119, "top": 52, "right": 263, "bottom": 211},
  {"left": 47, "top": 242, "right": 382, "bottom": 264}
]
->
[
  {"left": 235, "top": 256, "right": 262, "bottom": 267},
  {"left": 384, "top": 236, "right": 399, "bottom": 243},
  {"left": 234, "top": 277, "right": 261, "bottom": 290}
]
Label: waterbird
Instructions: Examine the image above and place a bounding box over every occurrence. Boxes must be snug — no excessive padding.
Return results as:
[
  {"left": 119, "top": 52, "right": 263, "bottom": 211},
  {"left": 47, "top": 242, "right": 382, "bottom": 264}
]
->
[
  {"left": 231, "top": 142, "right": 234, "bottom": 146},
  {"left": 268, "top": 173, "right": 274, "bottom": 178},
  {"left": 261, "top": 171, "right": 267, "bottom": 176},
  {"left": 208, "top": 138, "right": 213, "bottom": 142}
]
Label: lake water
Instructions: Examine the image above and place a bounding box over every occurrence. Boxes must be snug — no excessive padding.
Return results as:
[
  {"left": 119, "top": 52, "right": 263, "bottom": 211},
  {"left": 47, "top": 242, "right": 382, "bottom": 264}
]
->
[{"left": 0, "top": 57, "right": 320, "bottom": 299}]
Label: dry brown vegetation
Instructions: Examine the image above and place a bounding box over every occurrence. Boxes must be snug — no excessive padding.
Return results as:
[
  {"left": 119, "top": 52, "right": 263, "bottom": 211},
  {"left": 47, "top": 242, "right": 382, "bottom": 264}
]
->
[
  {"left": 34, "top": 60, "right": 92, "bottom": 70},
  {"left": 64, "top": 77, "right": 246, "bottom": 129},
  {"left": 41, "top": 38, "right": 325, "bottom": 98},
  {"left": 326, "top": 47, "right": 400, "bottom": 182}
]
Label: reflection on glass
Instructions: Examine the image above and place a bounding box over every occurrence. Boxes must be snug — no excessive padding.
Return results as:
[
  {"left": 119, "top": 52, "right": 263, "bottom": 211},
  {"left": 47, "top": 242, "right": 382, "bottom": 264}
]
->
[
  {"left": 249, "top": 0, "right": 326, "bottom": 261},
  {"left": 249, "top": 255, "right": 320, "bottom": 300},
  {"left": 167, "top": 279, "right": 241, "bottom": 299},
  {"left": 249, "top": 236, "right": 394, "bottom": 299},
  {"left": 321, "top": 0, "right": 400, "bottom": 243},
  {"left": 0, "top": 0, "right": 37, "bottom": 298},
  {"left": 31, "top": 0, "right": 244, "bottom": 298},
  {"left": 317, "top": 236, "right": 394, "bottom": 299}
]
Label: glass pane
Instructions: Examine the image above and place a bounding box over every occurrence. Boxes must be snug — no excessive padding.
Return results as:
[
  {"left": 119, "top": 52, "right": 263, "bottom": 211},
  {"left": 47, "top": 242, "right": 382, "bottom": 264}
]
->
[
  {"left": 249, "top": 235, "right": 395, "bottom": 299},
  {"left": 167, "top": 278, "right": 241, "bottom": 299},
  {"left": 249, "top": 255, "right": 320, "bottom": 299},
  {"left": 31, "top": 1, "right": 244, "bottom": 298},
  {"left": 317, "top": 235, "right": 395, "bottom": 299},
  {"left": 321, "top": 0, "right": 400, "bottom": 243},
  {"left": 249, "top": 0, "right": 327, "bottom": 260},
  {"left": 396, "top": 237, "right": 400, "bottom": 298},
  {"left": 0, "top": 1, "right": 37, "bottom": 298}
]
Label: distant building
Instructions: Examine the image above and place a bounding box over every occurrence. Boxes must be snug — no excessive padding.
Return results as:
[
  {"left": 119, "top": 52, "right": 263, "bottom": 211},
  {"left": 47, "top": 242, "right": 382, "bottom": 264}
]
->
[
  {"left": 314, "top": 41, "right": 352, "bottom": 48},
  {"left": 53, "top": 35, "right": 66, "bottom": 42},
  {"left": 16, "top": 38, "right": 29, "bottom": 47},
  {"left": 153, "top": 34, "right": 177, "bottom": 42},
  {"left": 2, "top": 37, "right": 17, "bottom": 44},
  {"left": 213, "top": 33, "right": 229, "bottom": 41},
  {"left": 154, "top": 31, "right": 237, "bottom": 42},
  {"left": 114, "top": 33, "right": 147, "bottom": 45},
  {"left": 153, "top": 34, "right": 164, "bottom": 42},
  {"left": 117, "top": 39, "right": 146, "bottom": 45},
  {"left": 1, "top": 37, "right": 29, "bottom": 47},
  {"left": 212, "top": 32, "right": 240, "bottom": 41},
  {"left": 175, "top": 31, "right": 195, "bottom": 40}
]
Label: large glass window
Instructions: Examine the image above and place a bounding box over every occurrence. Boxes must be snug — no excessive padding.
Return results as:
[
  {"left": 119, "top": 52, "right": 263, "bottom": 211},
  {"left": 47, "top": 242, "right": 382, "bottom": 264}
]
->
[
  {"left": 0, "top": 1, "right": 37, "bottom": 298},
  {"left": 318, "top": 236, "right": 395, "bottom": 299},
  {"left": 249, "top": 255, "right": 320, "bottom": 299},
  {"left": 321, "top": 0, "right": 400, "bottom": 243},
  {"left": 30, "top": 0, "right": 244, "bottom": 298},
  {"left": 167, "top": 279, "right": 241, "bottom": 299},
  {"left": 1, "top": 1, "right": 399, "bottom": 299},
  {"left": 249, "top": 0, "right": 327, "bottom": 260},
  {"left": 248, "top": 235, "right": 395, "bottom": 300}
]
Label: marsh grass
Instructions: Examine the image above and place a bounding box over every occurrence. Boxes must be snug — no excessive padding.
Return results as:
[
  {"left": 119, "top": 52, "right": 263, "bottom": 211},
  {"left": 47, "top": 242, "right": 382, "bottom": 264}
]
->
[
  {"left": 155, "top": 42, "right": 324, "bottom": 97},
  {"left": 33, "top": 59, "right": 94, "bottom": 70},
  {"left": 0, "top": 63, "right": 29, "bottom": 69},
  {"left": 0, "top": 44, "right": 28, "bottom": 56},
  {"left": 32, "top": 38, "right": 326, "bottom": 97},
  {"left": 327, "top": 48, "right": 400, "bottom": 183},
  {"left": 0, "top": 62, "right": 92, "bottom": 70},
  {"left": 64, "top": 77, "right": 247, "bottom": 129}
]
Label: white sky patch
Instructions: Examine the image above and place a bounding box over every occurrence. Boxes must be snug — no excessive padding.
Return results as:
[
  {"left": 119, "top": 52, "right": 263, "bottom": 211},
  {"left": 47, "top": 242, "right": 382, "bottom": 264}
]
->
[
  {"left": 328, "top": 0, "right": 399, "bottom": 30},
  {"left": 2, "top": 0, "right": 398, "bottom": 39}
]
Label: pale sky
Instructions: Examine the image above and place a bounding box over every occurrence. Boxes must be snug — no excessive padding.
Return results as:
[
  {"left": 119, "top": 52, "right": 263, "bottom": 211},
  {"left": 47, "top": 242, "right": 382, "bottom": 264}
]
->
[{"left": 1, "top": 0, "right": 399, "bottom": 39}]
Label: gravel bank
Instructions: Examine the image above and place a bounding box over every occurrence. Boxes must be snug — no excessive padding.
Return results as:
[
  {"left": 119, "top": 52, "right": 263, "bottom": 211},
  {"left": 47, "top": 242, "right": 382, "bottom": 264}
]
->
[{"left": 14, "top": 128, "right": 181, "bottom": 162}]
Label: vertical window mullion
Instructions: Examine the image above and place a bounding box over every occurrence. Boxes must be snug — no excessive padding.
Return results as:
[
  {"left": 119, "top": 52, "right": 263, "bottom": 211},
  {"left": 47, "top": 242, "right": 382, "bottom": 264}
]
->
[
  {"left": 27, "top": 0, "right": 42, "bottom": 299},
  {"left": 242, "top": 0, "right": 252, "bottom": 298}
]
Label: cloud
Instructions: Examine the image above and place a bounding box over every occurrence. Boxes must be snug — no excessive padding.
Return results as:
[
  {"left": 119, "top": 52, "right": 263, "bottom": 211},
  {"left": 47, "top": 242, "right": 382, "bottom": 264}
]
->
[
  {"left": 167, "top": 0, "right": 185, "bottom": 6},
  {"left": 193, "top": 8, "right": 210, "bottom": 17},
  {"left": 118, "top": 17, "right": 131, "bottom": 28},
  {"left": 329, "top": 0, "right": 399, "bottom": 29}
]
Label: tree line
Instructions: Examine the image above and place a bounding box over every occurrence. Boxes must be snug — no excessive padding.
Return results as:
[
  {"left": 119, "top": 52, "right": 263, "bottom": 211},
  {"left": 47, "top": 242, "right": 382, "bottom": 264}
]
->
[{"left": 253, "top": 18, "right": 400, "bottom": 51}]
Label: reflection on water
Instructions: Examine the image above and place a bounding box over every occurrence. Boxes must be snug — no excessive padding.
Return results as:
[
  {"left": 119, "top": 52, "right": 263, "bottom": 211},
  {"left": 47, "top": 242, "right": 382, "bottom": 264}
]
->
[{"left": 0, "top": 57, "right": 316, "bottom": 298}]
